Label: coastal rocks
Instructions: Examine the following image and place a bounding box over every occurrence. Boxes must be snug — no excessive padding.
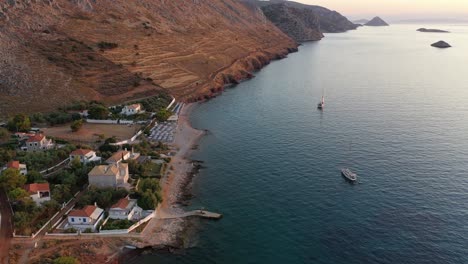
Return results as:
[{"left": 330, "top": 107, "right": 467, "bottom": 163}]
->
[
  {"left": 187, "top": 46, "right": 298, "bottom": 103},
  {"left": 417, "top": 28, "right": 450, "bottom": 33},
  {"left": 431, "top": 40, "right": 452, "bottom": 48},
  {"left": 365, "top": 16, "right": 389, "bottom": 26}
]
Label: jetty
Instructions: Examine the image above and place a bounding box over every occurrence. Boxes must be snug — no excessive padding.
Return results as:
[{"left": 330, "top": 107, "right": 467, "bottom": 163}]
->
[{"left": 157, "top": 209, "right": 222, "bottom": 220}]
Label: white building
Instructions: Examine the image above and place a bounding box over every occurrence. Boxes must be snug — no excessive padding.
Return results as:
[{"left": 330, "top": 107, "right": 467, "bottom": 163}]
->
[
  {"left": 67, "top": 205, "right": 104, "bottom": 231},
  {"left": 23, "top": 183, "right": 51, "bottom": 205},
  {"left": 88, "top": 163, "right": 129, "bottom": 188},
  {"left": 2, "top": 160, "right": 27, "bottom": 175},
  {"left": 121, "top": 104, "right": 142, "bottom": 116},
  {"left": 109, "top": 197, "right": 143, "bottom": 220},
  {"left": 24, "top": 134, "right": 54, "bottom": 152},
  {"left": 69, "top": 149, "right": 101, "bottom": 164}
]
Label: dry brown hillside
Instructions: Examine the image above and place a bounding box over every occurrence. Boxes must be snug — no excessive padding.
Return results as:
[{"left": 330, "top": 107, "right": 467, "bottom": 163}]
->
[{"left": 0, "top": 0, "right": 297, "bottom": 116}]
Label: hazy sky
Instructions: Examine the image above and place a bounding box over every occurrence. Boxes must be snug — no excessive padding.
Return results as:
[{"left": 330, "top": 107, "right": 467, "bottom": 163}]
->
[{"left": 294, "top": 0, "right": 468, "bottom": 20}]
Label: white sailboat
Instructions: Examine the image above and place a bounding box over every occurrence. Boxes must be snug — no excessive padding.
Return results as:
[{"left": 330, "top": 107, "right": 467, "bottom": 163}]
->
[{"left": 317, "top": 95, "right": 324, "bottom": 109}]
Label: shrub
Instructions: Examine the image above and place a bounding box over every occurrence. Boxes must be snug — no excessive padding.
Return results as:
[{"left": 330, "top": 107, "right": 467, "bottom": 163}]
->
[
  {"left": 97, "top": 41, "right": 118, "bottom": 50},
  {"left": 88, "top": 105, "right": 110, "bottom": 120},
  {"left": 53, "top": 256, "right": 80, "bottom": 264},
  {"left": 7, "top": 114, "right": 31, "bottom": 132},
  {"left": 70, "top": 120, "right": 83, "bottom": 132}
]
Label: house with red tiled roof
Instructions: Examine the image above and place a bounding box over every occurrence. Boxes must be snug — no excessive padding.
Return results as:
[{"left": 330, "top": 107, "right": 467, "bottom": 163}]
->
[
  {"left": 106, "top": 149, "right": 140, "bottom": 164},
  {"left": 109, "top": 197, "right": 142, "bottom": 220},
  {"left": 23, "top": 183, "right": 51, "bottom": 205},
  {"left": 69, "top": 149, "right": 101, "bottom": 164},
  {"left": 23, "top": 133, "right": 54, "bottom": 152},
  {"left": 2, "top": 160, "right": 27, "bottom": 175},
  {"left": 121, "top": 104, "right": 142, "bottom": 116},
  {"left": 67, "top": 205, "right": 104, "bottom": 231}
]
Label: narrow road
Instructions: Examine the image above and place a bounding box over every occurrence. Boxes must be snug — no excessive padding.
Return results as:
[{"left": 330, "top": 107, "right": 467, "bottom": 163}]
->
[{"left": 0, "top": 189, "right": 13, "bottom": 264}]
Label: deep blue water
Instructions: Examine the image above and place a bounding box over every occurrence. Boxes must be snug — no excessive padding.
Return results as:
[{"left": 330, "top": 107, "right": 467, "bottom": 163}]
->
[{"left": 133, "top": 25, "right": 468, "bottom": 264}]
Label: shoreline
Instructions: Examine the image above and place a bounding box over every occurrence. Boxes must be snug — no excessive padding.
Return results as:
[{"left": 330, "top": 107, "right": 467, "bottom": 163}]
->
[
  {"left": 161, "top": 103, "right": 205, "bottom": 211},
  {"left": 126, "top": 103, "right": 206, "bottom": 252}
]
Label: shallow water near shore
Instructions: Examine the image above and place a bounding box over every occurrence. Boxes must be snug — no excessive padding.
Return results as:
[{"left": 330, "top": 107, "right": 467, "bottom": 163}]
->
[{"left": 130, "top": 24, "right": 468, "bottom": 264}]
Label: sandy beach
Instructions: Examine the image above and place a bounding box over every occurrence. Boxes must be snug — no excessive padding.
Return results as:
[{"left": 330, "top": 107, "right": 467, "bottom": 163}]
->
[{"left": 131, "top": 103, "right": 205, "bottom": 248}]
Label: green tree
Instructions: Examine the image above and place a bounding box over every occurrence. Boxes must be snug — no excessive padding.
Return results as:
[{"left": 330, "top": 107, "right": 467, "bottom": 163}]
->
[
  {"left": 70, "top": 156, "right": 82, "bottom": 171},
  {"left": 53, "top": 256, "right": 80, "bottom": 264},
  {"left": 0, "top": 128, "right": 9, "bottom": 140},
  {"left": 7, "top": 114, "right": 31, "bottom": 132},
  {"left": 26, "top": 171, "right": 44, "bottom": 184},
  {"left": 138, "top": 190, "right": 158, "bottom": 210},
  {"left": 70, "top": 119, "right": 83, "bottom": 132},
  {"left": 139, "top": 178, "right": 159, "bottom": 193},
  {"left": 0, "top": 149, "right": 15, "bottom": 164},
  {"left": 8, "top": 188, "right": 29, "bottom": 201},
  {"left": 88, "top": 105, "right": 110, "bottom": 120},
  {"left": 51, "top": 184, "right": 72, "bottom": 204},
  {"left": 155, "top": 109, "right": 172, "bottom": 122},
  {"left": 0, "top": 168, "right": 26, "bottom": 191}
]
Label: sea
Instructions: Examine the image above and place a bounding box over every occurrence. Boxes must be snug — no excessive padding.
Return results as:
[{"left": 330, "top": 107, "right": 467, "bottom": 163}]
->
[{"left": 130, "top": 24, "right": 468, "bottom": 264}]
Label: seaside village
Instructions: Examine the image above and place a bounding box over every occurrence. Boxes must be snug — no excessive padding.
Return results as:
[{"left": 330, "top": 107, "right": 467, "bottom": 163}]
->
[{"left": 0, "top": 94, "right": 185, "bottom": 236}]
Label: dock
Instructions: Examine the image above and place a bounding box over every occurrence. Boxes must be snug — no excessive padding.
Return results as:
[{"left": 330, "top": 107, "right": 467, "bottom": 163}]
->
[
  {"left": 157, "top": 209, "right": 222, "bottom": 220},
  {"left": 182, "top": 210, "right": 223, "bottom": 219}
]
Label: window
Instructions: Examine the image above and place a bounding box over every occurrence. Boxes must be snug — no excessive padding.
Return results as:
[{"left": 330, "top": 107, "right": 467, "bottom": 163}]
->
[
  {"left": 71, "top": 218, "right": 75, "bottom": 222},
  {"left": 83, "top": 218, "right": 86, "bottom": 223}
]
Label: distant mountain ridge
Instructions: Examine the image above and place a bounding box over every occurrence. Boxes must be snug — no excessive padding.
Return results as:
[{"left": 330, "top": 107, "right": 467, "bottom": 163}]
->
[
  {"left": 245, "top": 0, "right": 358, "bottom": 42},
  {"left": 365, "top": 17, "right": 389, "bottom": 26}
]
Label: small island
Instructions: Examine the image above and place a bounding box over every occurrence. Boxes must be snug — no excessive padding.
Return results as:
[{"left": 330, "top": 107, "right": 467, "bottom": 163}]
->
[
  {"left": 365, "top": 16, "right": 389, "bottom": 26},
  {"left": 431, "top": 40, "right": 452, "bottom": 48},
  {"left": 418, "top": 28, "right": 450, "bottom": 33}
]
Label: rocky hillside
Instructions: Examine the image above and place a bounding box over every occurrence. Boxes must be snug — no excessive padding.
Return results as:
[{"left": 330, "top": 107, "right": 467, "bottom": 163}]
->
[
  {"left": 0, "top": 0, "right": 297, "bottom": 116},
  {"left": 250, "top": 0, "right": 357, "bottom": 41},
  {"left": 260, "top": 3, "right": 324, "bottom": 42}
]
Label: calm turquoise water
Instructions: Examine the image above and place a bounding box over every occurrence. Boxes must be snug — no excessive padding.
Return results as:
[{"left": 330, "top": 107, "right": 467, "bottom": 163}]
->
[{"left": 132, "top": 25, "right": 468, "bottom": 263}]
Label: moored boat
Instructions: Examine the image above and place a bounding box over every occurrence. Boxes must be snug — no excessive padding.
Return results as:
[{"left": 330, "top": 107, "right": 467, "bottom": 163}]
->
[
  {"left": 341, "top": 168, "right": 357, "bottom": 182},
  {"left": 317, "top": 96, "right": 324, "bottom": 109}
]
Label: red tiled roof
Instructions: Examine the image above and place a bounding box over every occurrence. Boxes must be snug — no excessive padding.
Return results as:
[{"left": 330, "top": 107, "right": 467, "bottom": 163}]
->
[
  {"left": 7, "top": 161, "right": 20, "bottom": 169},
  {"left": 111, "top": 198, "right": 130, "bottom": 209},
  {"left": 126, "top": 104, "right": 141, "bottom": 110},
  {"left": 106, "top": 151, "right": 129, "bottom": 163},
  {"left": 24, "top": 183, "right": 50, "bottom": 194},
  {"left": 68, "top": 205, "right": 97, "bottom": 217},
  {"left": 26, "top": 134, "right": 45, "bottom": 143},
  {"left": 70, "top": 149, "right": 93, "bottom": 156}
]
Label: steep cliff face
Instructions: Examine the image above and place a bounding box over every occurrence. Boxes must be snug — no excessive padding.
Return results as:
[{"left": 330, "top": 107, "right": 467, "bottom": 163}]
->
[
  {"left": 251, "top": 0, "right": 357, "bottom": 39},
  {"left": 0, "top": 0, "right": 297, "bottom": 115},
  {"left": 261, "top": 3, "right": 324, "bottom": 42}
]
